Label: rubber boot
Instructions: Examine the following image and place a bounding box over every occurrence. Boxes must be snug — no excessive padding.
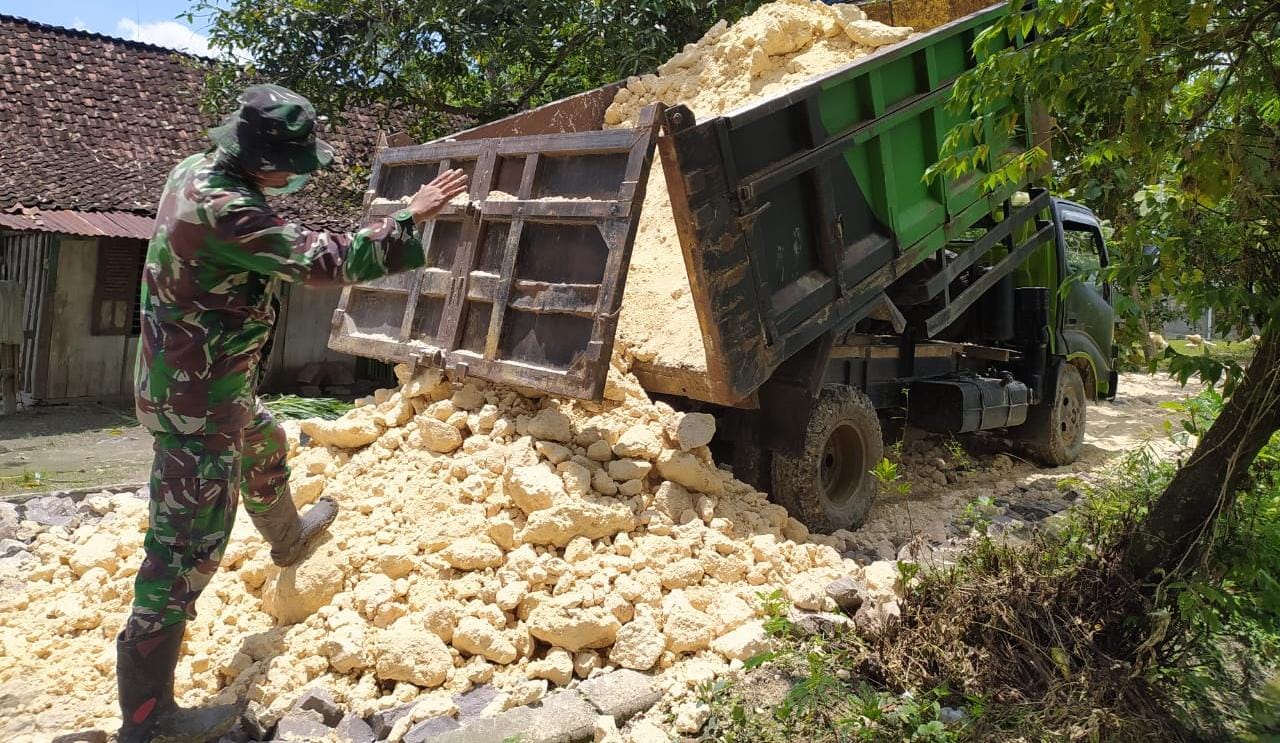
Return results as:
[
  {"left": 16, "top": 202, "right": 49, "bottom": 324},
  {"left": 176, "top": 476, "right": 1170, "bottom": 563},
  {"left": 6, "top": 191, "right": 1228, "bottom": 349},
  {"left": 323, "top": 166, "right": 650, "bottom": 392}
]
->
[
  {"left": 117, "top": 622, "right": 239, "bottom": 743},
  {"left": 249, "top": 494, "right": 338, "bottom": 567}
]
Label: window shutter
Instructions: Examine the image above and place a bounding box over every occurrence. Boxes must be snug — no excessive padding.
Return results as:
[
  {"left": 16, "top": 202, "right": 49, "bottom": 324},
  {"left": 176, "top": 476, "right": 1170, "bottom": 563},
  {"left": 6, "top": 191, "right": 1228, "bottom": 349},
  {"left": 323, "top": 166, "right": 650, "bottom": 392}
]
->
[{"left": 91, "top": 238, "right": 146, "bottom": 336}]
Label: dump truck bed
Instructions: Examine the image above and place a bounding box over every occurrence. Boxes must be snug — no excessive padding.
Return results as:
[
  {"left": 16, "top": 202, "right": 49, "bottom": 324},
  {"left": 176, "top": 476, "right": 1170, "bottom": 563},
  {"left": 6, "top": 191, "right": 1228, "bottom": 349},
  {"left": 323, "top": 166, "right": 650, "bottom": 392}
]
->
[{"left": 330, "top": 3, "right": 1034, "bottom": 405}]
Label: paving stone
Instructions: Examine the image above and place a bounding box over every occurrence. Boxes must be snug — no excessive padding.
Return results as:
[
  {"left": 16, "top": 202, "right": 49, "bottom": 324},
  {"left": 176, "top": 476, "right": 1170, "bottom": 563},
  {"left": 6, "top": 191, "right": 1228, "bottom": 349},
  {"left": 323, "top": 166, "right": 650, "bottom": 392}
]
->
[
  {"left": 404, "top": 715, "right": 462, "bottom": 743},
  {"left": 334, "top": 713, "right": 376, "bottom": 743},
  {"left": 454, "top": 684, "right": 499, "bottom": 720},
  {"left": 273, "top": 710, "right": 332, "bottom": 740},
  {"left": 0, "top": 538, "right": 28, "bottom": 558},
  {"left": 576, "top": 669, "right": 660, "bottom": 722},
  {"left": 789, "top": 608, "right": 853, "bottom": 636},
  {"left": 0, "top": 502, "right": 20, "bottom": 539},
  {"left": 369, "top": 702, "right": 415, "bottom": 739},
  {"left": 823, "top": 576, "right": 866, "bottom": 614},
  {"left": 1009, "top": 501, "right": 1057, "bottom": 521},
  {"left": 428, "top": 705, "right": 536, "bottom": 743},
  {"left": 22, "top": 495, "right": 77, "bottom": 527},
  {"left": 50, "top": 730, "right": 108, "bottom": 743},
  {"left": 241, "top": 707, "right": 272, "bottom": 739},
  {"left": 293, "top": 686, "right": 342, "bottom": 727},
  {"left": 432, "top": 689, "right": 596, "bottom": 743}
]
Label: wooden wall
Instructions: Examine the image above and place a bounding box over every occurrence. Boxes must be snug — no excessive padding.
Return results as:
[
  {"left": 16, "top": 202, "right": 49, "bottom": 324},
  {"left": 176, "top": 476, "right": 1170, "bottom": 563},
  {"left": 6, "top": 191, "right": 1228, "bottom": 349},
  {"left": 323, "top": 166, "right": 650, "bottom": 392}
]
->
[
  {"left": 264, "top": 283, "right": 356, "bottom": 390},
  {"left": 43, "top": 238, "right": 137, "bottom": 400},
  {"left": 0, "top": 232, "right": 55, "bottom": 402},
  {"left": 3, "top": 234, "right": 358, "bottom": 402}
]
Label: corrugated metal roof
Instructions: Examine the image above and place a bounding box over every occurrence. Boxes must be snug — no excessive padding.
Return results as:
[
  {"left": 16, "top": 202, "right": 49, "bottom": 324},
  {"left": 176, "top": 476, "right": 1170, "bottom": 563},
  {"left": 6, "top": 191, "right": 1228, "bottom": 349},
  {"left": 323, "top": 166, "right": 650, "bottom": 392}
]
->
[{"left": 0, "top": 210, "right": 154, "bottom": 239}]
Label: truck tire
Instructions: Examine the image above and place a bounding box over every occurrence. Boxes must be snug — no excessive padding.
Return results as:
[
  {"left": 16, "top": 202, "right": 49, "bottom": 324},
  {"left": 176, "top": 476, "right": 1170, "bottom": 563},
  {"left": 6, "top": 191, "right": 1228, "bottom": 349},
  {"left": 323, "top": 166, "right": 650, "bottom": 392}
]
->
[
  {"left": 771, "top": 385, "right": 882, "bottom": 532},
  {"left": 1020, "top": 362, "right": 1087, "bottom": 466}
]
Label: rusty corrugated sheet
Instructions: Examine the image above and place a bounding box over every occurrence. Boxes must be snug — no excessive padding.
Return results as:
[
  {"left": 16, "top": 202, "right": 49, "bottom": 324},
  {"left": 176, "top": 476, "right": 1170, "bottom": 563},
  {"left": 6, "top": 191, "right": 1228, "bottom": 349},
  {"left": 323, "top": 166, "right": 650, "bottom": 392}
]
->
[{"left": 0, "top": 209, "right": 154, "bottom": 239}]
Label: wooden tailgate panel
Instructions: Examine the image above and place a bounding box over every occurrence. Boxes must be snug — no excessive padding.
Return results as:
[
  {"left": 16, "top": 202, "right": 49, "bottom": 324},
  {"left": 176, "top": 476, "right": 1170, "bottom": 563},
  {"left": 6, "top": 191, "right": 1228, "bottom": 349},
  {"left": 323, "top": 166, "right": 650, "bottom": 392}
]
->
[{"left": 329, "top": 108, "right": 660, "bottom": 400}]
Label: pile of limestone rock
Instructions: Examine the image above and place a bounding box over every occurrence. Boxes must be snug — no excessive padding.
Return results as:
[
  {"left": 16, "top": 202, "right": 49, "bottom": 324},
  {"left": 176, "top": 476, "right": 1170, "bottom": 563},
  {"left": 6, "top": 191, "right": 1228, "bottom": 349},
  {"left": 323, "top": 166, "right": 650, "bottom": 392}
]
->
[{"left": 0, "top": 354, "right": 905, "bottom": 742}]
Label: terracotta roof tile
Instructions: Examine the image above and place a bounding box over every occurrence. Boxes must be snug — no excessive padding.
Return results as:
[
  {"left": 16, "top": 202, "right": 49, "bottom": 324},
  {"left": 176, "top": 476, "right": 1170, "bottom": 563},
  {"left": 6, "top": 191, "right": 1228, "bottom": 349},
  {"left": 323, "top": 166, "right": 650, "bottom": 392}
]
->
[{"left": 0, "top": 14, "right": 427, "bottom": 232}]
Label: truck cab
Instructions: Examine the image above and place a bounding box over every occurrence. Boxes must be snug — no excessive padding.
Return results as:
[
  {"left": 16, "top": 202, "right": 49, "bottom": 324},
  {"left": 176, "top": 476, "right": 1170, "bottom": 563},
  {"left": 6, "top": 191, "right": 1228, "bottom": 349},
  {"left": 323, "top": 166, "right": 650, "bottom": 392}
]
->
[{"left": 1053, "top": 198, "right": 1117, "bottom": 401}]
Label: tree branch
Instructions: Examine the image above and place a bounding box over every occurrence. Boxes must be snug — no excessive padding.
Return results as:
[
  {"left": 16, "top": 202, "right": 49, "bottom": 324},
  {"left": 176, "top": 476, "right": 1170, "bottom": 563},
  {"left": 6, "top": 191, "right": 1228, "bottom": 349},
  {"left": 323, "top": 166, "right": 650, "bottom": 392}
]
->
[{"left": 513, "top": 33, "right": 586, "bottom": 110}]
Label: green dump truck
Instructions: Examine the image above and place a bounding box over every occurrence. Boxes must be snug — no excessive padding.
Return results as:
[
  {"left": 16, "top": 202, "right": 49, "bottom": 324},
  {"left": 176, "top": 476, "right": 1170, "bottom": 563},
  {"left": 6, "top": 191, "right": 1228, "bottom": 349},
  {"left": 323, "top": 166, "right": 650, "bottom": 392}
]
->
[{"left": 329, "top": 3, "right": 1117, "bottom": 532}]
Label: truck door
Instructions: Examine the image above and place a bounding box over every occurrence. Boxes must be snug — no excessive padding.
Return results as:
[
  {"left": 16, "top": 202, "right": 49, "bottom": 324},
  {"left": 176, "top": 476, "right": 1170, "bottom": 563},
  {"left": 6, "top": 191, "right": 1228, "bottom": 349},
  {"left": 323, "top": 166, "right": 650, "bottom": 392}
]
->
[{"left": 1055, "top": 201, "right": 1115, "bottom": 397}]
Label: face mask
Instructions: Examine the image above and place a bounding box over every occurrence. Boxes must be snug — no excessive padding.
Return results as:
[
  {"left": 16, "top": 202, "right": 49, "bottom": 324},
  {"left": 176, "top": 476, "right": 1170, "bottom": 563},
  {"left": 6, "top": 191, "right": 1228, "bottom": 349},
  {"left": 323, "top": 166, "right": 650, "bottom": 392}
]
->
[{"left": 263, "top": 173, "right": 310, "bottom": 195}]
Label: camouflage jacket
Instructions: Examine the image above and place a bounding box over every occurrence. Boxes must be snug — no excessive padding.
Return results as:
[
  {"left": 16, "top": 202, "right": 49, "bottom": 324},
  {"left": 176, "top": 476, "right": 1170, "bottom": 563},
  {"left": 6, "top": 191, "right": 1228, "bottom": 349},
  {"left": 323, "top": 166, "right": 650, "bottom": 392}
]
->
[{"left": 135, "top": 152, "right": 423, "bottom": 436}]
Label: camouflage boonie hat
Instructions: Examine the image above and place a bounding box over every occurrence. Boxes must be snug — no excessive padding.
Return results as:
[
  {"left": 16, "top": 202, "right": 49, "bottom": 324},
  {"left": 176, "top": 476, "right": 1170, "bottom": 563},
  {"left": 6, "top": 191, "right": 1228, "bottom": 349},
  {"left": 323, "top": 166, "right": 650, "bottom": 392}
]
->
[{"left": 209, "top": 84, "right": 334, "bottom": 174}]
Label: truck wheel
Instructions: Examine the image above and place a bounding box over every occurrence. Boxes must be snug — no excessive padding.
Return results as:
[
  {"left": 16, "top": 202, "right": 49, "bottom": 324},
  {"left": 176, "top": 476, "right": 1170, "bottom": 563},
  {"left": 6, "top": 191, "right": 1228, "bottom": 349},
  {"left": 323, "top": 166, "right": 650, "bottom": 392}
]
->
[
  {"left": 771, "top": 385, "right": 882, "bottom": 532},
  {"left": 1021, "top": 362, "right": 1087, "bottom": 466}
]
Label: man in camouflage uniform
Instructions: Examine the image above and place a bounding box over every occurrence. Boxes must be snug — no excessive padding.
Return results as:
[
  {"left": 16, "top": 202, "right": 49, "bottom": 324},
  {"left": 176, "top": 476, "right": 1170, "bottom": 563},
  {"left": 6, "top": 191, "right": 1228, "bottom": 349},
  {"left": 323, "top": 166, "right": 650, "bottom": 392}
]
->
[{"left": 119, "top": 84, "right": 467, "bottom": 743}]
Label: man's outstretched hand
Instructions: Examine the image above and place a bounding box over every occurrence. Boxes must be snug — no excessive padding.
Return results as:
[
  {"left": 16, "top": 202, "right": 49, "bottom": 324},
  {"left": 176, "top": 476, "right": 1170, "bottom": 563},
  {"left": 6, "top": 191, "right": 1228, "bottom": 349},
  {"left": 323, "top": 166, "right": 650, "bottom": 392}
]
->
[{"left": 409, "top": 169, "right": 469, "bottom": 224}]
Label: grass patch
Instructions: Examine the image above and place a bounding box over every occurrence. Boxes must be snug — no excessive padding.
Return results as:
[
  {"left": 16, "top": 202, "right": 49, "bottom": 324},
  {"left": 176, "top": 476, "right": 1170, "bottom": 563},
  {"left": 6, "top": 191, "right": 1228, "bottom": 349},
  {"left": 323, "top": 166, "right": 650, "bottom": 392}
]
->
[{"left": 260, "top": 395, "right": 353, "bottom": 421}]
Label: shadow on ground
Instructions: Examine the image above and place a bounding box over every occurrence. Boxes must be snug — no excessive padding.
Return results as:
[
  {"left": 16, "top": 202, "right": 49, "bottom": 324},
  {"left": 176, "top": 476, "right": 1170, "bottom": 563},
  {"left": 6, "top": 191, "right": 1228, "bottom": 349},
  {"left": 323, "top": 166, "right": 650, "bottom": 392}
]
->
[{"left": 0, "top": 402, "right": 150, "bottom": 496}]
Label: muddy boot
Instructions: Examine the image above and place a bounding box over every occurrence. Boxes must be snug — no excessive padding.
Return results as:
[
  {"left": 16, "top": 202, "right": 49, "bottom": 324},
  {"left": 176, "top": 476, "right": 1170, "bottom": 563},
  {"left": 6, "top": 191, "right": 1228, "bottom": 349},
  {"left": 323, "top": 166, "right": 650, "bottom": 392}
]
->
[
  {"left": 249, "top": 495, "right": 338, "bottom": 567},
  {"left": 117, "top": 622, "right": 239, "bottom": 743}
]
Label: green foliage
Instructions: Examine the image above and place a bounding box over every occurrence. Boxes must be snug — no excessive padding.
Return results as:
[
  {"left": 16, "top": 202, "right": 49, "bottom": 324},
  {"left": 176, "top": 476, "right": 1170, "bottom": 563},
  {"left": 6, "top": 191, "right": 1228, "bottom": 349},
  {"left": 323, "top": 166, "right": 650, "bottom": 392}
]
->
[
  {"left": 943, "top": 437, "right": 972, "bottom": 472},
  {"left": 261, "top": 394, "right": 353, "bottom": 421},
  {"left": 1141, "top": 390, "right": 1280, "bottom": 737},
  {"left": 870, "top": 457, "right": 911, "bottom": 499},
  {"left": 0, "top": 470, "right": 44, "bottom": 491},
  {"left": 757, "top": 588, "right": 793, "bottom": 637},
  {"left": 1158, "top": 341, "right": 1252, "bottom": 396},
  {"left": 714, "top": 388, "right": 1280, "bottom": 740},
  {"left": 190, "top": 0, "right": 764, "bottom": 138},
  {"left": 956, "top": 494, "right": 996, "bottom": 535},
  {"left": 704, "top": 647, "right": 970, "bottom": 742},
  {"left": 935, "top": 0, "right": 1280, "bottom": 380}
]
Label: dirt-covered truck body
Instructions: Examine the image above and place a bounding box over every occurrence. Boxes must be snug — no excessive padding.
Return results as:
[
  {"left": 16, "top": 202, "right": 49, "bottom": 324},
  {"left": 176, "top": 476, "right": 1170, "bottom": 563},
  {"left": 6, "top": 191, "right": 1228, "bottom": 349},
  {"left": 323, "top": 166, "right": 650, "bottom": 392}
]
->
[{"left": 328, "top": 3, "right": 1116, "bottom": 531}]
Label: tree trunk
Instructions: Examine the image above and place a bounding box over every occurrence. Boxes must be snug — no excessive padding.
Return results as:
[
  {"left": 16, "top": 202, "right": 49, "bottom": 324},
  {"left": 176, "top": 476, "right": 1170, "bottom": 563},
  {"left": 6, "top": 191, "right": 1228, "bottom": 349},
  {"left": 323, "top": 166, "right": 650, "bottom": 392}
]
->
[
  {"left": 1132, "top": 284, "right": 1157, "bottom": 363},
  {"left": 1124, "top": 322, "right": 1280, "bottom": 580}
]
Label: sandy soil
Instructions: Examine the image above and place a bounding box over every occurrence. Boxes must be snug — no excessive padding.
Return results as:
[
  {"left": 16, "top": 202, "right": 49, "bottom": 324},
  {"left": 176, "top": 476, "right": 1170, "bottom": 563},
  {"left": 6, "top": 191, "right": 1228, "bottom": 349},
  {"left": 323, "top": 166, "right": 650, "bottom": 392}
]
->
[{"left": 848, "top": 372, "right": 1194, "bottom": 555}]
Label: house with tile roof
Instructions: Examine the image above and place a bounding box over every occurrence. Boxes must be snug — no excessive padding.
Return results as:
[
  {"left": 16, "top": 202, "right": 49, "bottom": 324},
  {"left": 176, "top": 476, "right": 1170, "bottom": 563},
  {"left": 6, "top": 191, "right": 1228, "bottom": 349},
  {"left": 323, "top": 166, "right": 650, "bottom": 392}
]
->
[{"left": 0, "top": 14, "right": 411, "bottom": 407}]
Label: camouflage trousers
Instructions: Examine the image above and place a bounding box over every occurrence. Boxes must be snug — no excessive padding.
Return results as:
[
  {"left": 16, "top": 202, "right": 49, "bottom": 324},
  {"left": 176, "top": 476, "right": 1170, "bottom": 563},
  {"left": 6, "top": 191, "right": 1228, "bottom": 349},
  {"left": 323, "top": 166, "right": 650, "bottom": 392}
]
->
[{"left": 125, "top": 401, "right": 289, "bottom": 639}]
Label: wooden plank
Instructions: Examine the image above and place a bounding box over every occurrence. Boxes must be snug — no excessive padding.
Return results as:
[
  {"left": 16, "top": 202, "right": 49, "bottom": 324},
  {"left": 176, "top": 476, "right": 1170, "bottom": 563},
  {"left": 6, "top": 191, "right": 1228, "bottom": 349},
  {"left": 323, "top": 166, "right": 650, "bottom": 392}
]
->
[
  {"left": 829, "top": 344, "right": 904, "bottom": 359},
  {"left": 584, "top": 105, "right": 662, "bottom": 384},
  {"left": 485, "top": 153, "right": 539, "bottom": 359},
  {"left": 1, "top": 344, "right": 17, "bottom": 414},
  {"left": 961, "top": 344, "right": 1019, "bottom": 362},
  {"left": 397, "top": 159, "right": 450, "bottom": 341},
  {"left": 334, "top": 109, "right": 662, "bottom": 400},
  {"left": 445, "top": 353, "right": 588, "bottom": 398},
  {"left": 474, "top": 200, "right": 632, "bottom": 220},
  {"left": 507, "top": 282, "right": 598, "bottom": 317},
  {"left": 32, "top": 239, "right": 59, "bottom": 400},
  {"left": 372, "top": 198, "right": 633, "bottom": 221},
  {"left": 437, "top": 144, "right": 497, "bottom": 351},
  {"left": 376, "top": 127, "right": 642, "bottom": 166}
]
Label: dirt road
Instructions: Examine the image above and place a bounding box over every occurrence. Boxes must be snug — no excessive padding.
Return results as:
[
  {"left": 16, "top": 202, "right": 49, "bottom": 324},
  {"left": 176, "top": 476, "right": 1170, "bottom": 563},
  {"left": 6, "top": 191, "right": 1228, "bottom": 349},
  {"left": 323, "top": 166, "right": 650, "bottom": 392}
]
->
[
  {"left": 0, "top": 403, "right": 149, "bottom": 497},
  {"left": 846, "top": 372, "right": 1194, "bottom": 558}
]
